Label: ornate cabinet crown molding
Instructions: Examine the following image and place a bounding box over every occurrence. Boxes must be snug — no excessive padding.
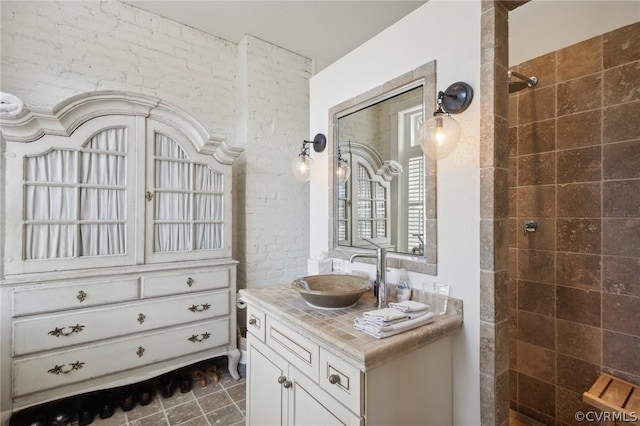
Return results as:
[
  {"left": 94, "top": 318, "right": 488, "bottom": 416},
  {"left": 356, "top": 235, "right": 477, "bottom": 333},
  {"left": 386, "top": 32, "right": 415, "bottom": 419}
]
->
[{"left": 0, "top": 91, "right": 243, "bottom": 162}]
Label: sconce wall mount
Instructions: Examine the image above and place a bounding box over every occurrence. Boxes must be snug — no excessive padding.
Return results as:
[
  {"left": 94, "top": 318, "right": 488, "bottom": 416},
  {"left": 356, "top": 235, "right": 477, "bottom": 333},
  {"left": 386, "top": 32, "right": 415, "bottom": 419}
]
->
[{"left": 292, "top": 133, "right": 327, "bottom": 182}]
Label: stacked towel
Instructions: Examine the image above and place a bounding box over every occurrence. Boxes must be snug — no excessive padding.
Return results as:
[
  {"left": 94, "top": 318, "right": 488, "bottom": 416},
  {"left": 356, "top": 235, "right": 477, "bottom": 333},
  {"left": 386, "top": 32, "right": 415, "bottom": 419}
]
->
[{"left": 354, "top": 300, "right": 434, "bottom": 339}]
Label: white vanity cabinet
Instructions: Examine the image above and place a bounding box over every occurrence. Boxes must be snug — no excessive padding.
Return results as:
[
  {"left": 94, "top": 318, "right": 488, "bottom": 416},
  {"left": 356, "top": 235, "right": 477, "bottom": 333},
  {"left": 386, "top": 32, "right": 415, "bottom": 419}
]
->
[
  {"left": 243, "top": 294, "right": 459, "bottom": 426},
  {"left": 0, "top": 92, "right": 242, "bottom": 423},
  {"left": 246, "top": 306, "right": 362, "bottom": 426}
]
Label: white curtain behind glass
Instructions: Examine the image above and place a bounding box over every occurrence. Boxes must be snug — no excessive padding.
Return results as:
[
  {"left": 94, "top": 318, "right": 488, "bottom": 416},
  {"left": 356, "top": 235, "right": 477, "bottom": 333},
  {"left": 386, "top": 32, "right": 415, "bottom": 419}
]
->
[
  {"left": 153, "top": 134, "right": 224, "bottom": 253},
  {"left": 24, "top": 128, "right": 127, "bottom": 259}
]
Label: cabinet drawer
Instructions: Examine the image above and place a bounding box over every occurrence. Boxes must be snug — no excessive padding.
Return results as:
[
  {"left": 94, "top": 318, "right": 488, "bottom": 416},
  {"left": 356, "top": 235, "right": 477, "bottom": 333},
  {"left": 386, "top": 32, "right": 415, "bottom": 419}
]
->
[
  {"left": 13, "top": 279, "right": 139, "bottom": 316},
  {"left": 266, "top": 318, "right": 319, "bottom": 382},
  {"left": 319, "top": 347, "right": 363, "bottom": 415},
  {"left": 246, "top": 305, "right": 266, "bottom": 343},
  {"left": 13, "top": 318, "right": 229, "bottom": 397},
  {"left": 142, "top": 268, "right": 229, "bottom": 298},
  {"left": 13, "top": 290, "right": 229, "bottom": 356}
]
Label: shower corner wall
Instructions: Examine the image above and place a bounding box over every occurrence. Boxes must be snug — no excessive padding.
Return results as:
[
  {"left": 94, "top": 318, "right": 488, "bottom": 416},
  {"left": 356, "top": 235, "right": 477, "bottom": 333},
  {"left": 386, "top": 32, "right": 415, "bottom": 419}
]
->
[{"left": 507, "top": 20, "right": 640, "bottom": 425}]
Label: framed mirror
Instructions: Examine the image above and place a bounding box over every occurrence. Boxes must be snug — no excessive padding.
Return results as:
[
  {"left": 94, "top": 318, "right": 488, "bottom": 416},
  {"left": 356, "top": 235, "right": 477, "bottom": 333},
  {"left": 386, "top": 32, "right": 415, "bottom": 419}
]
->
[{"left": 327, "top": 61, "right": 437, "bottom": 274}]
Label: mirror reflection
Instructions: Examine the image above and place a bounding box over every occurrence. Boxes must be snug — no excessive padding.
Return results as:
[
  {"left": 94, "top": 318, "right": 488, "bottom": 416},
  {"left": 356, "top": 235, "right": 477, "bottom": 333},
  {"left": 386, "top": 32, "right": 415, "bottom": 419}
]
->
[{"left": 336, "top": 86, "right": 425, "bottom": 256}]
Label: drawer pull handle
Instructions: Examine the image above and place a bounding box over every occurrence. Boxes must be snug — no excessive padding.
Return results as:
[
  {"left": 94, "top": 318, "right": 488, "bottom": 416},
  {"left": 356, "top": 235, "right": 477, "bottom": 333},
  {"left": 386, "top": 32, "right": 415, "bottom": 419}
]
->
[
  {"left": 137, "top": 313, "right": 146, "bottom": 324},
  {"left": 145, "top": 191, "right": 154, "bottom": 201},
  {"left": 283, "top": 380, "right": 293, "bottom": 389},
  {"left": 328, "top": 374, "right": 341, "bottom": 385},
  {"left": 186, "top": 277, "right": 194, "bottom": 287},
  {"left": 48, "top": 324, "right": 85, "bottom": 337},
  {"left": 76, "top": 291, "right": 87, "bottom": 303},
  {"left": 187, "top": 332, "right": 211, "bottom": 343},
  {"left": 48, "top": 361, "right": 85, "bottom": 375},
  {"left": 277, "top": 375, "right": 287, "bottom": 384},
  {"left": 188, "top": 303, "right": 211, "bottom": 313},
  {"left": 248, "top": 318, "right": 257, "bottom": 325},
  {"left": 137, "top": 347, "right": 145, "bottom": 358}
]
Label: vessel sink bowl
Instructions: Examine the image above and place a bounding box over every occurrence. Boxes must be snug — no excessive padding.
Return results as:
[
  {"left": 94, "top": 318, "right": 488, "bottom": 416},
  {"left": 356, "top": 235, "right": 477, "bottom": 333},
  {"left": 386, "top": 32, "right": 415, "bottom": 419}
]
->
[{"left": 292, "top": 274, "right": 371, "bottom": 309}]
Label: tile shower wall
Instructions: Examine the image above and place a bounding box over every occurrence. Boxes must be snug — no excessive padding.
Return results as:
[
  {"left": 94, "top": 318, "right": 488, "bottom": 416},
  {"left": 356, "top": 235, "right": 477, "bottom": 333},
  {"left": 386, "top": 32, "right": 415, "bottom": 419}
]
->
[{"left": 508, "top": 21, "right": 640, "bottom": 425}]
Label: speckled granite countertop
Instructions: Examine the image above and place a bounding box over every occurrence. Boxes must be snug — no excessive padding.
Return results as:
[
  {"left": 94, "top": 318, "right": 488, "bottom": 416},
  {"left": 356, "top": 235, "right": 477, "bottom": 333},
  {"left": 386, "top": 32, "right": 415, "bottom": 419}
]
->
[{"left": 239, "top": 284, "right": 463, "bottom": 371}]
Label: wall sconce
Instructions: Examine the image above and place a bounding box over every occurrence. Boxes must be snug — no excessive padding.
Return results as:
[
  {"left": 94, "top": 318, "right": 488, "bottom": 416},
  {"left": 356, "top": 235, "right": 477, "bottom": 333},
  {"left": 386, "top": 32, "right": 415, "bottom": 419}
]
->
[
  {"left": 336, "top": 146, "right": 351, "bottom": 184},
  {"left": 417, "top": 82, "right": 473, "bottom": 160},
  {"left": 292, "top": 133, "right": 327, "bottom": 182}
]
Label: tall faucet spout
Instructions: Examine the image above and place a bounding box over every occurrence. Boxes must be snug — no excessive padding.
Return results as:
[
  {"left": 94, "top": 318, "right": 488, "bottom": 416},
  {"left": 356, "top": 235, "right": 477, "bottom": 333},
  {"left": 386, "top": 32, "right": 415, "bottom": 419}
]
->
[{"left": 349, "top": 247, "right": 388, "bottom": 309}]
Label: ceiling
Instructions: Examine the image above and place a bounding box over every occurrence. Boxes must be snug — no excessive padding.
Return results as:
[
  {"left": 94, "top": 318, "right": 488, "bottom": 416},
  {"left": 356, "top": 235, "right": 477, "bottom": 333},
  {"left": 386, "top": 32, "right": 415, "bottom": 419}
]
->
[{"left": 126, "top": 1, "right": 426, "bottom": 71}]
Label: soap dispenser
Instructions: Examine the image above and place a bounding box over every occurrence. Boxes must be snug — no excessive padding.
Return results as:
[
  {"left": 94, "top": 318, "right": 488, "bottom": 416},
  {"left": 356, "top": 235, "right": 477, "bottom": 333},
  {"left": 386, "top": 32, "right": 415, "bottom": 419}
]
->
[{"left": 397, "top": 268, "right": 411, "bottom": 302}]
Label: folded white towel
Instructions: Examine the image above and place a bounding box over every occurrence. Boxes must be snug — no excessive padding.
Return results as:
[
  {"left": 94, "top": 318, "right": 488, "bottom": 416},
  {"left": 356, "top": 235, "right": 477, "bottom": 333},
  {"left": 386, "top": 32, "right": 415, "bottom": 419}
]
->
[
  {"left": 354, "top": 312, "right": 435, "bottom": 339},
  {"left": 0, "top": 92, "right": 24, "bottom": 117},
  {"left": 362, "top": 307, "right": 409, "bottom": 322},
  {"left": 354, "top": 310, "right": 431, "bottom": 330},
  {"left": 388, "top": 300, "right": 430, "bottom": 313}
]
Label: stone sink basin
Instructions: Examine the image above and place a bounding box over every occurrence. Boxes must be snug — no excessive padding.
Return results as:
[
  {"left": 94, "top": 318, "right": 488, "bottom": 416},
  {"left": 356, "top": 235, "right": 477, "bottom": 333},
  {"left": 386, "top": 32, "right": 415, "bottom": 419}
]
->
[{"left": 292, "top": 274, "right": 371, "bottom": 309}]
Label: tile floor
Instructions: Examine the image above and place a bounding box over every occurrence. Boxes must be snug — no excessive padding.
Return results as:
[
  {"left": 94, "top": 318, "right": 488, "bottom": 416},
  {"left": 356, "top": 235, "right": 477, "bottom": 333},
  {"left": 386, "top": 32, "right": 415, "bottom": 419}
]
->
[{"left": 70, "top": 368, "right": 246, "bottom": 426}]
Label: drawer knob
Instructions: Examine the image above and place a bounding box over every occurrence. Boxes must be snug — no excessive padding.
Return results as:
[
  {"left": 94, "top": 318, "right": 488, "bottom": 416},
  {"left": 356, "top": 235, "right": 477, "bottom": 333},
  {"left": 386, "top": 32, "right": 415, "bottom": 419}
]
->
[
  {"left": 48, "top": 324, "right": 85, "bottom": 337},
  {"left": 187, "top": 332, "right": 211, "bottom": 343},
  {"left": 145, "top": 191, "right": 154, "bottom": 201},
  {"left": 248, "top": 318, "right": 257, "bottom": 325},
  {"left": 283, "top": 380, "right": 293, "bottom": 389},
  {"left": 76, "top": 290, "right": 87, "bottom": 303},
  {"left": 137, "top": 313, "right": 146, "bottom": 324},
  {"left": 48, "top": 361, "right": 85, "bottom": 375},
  {"left": 186, "top": 277, "right": 194, "bottom": 287},
  {"left": 188, "top": 303, "right": 211, "bottom": 313},
  {"left": 277, "top": 375, "right": 287, "bottom": 384},
  {"left": 137, "top": 347, "right": 145, "bottom": 358},
  {"left": 328, "top": 374, "right": 341, "bottom": 385}
]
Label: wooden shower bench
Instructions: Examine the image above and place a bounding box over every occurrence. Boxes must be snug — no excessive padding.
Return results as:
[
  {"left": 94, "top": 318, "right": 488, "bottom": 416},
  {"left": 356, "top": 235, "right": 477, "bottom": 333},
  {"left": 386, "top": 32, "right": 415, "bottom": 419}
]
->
[{"left": 583, "top": 373, "right": 640, "bottom": 425}]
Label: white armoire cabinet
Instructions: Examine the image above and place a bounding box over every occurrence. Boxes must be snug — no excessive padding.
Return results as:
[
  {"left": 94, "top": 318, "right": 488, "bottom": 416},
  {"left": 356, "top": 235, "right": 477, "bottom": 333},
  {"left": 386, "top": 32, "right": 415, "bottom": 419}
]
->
[{"left": 0, "top": 92, "right": 242, "bottom": 423}]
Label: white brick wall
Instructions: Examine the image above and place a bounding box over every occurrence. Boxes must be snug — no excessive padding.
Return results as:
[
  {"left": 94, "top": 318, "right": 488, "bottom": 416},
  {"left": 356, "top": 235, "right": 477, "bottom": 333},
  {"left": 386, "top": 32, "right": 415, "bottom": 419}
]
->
[
  {"left": 1, "top": 1, "right": 312, "bottom": 288},
  {"left": 235, "top": 35, "right": 313, "bottom": 288}
]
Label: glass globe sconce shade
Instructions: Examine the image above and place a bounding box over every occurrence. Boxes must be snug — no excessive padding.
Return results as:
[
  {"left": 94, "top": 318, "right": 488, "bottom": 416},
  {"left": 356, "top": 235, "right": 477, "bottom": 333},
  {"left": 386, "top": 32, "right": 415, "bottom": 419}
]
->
[
  {"left": 417, "top": 82, "right": 473, "bottom": 160},
  {"left": 292, "top": 133, "right": 326, "bottom": 182},
  {"left": 418, "top": 114, "right": 461, "bottom": 160},
  {"left": 292, "top": 154, "right": 313, "bottom": 182}
]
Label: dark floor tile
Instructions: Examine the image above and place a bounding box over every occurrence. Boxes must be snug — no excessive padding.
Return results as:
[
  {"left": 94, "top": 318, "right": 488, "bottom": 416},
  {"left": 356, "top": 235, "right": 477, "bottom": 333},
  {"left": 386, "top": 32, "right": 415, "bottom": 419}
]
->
[
  {"left": 205, "top": 403, "right": 244, "bottom": 425},
  {"left": 226, "top": 384, "right": 246, "bottom": 403},
  {"left": 197, "top": 389, "right": 233, "bottom": 414},
  {"left": 176, "top": 416, "right": 209, "bottom": 426},
  {"left": 129, "top": 412, "right": 169, "bottom": 426},
  {"left": 125, "top": 397, "right": 163, "bottom": 421},
  {"left": 165, "top": 401, "right": 203, "bottom": 426}
]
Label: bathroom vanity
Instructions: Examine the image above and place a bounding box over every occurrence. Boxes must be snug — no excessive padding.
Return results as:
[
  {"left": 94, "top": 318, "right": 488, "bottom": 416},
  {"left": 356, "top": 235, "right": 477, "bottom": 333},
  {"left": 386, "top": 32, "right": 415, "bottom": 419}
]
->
[{"left": 240, "top": 284, "right": 463, "bottom": 426}]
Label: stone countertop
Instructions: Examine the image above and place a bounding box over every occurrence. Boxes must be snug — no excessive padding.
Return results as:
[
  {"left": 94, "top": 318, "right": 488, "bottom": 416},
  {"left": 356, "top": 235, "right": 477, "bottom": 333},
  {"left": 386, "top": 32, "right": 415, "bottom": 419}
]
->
[{"left": 239, "top": 284, "right": 463, "bottom": 371}]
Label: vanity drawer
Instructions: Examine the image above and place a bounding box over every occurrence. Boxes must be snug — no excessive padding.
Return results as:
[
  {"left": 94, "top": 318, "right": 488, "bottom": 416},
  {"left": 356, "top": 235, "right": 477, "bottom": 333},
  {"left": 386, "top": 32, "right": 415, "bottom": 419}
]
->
[
  {"left": 319, "top": 347, "right": 363, "bottom": 415},
  {"left": 142, "top": 268, "right": 229, "bottom": 298},
  {"left": 266, "top": 317, "right": 319, "bottom": 382},
  {"left": 13, "top": 290, "right": 229, "bottom": 356},
  {"left": 246, "top": 305, "right": 266, "bottom": 343},
  {"left": 13, "top": 318, "right": 230, "bottom": 397},
  {"left": 13, "top": 279, "right": 139, "bottom": 317}
]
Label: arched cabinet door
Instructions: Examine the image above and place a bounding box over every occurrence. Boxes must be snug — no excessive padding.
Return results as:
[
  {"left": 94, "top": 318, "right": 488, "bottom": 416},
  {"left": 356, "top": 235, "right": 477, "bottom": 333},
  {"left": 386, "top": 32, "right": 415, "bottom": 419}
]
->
[
  {"left": 144, "top": 119, "right": 232, "bottom": 264},
  {"left": 2, "top": 92, "right": 239, "bottom": 276},
  {"left": 3, "top": 115, "right": 143, "bottom": 275}
]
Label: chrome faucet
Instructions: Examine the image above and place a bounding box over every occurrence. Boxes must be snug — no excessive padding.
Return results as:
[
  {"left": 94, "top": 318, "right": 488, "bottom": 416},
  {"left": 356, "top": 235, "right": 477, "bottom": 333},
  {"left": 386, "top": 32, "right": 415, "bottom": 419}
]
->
[{"left": 349, "top": 246, "right": 387, "bottom": 309}]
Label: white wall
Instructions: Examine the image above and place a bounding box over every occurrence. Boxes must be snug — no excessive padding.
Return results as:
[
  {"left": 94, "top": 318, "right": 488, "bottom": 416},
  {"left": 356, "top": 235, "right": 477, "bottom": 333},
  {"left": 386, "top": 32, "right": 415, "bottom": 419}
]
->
[
  {"left": 509, "top": 0, "right": 640, "bottom": 66},
  {"left": 309, "top": 1, "right": 482, "bottom": 424}
]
